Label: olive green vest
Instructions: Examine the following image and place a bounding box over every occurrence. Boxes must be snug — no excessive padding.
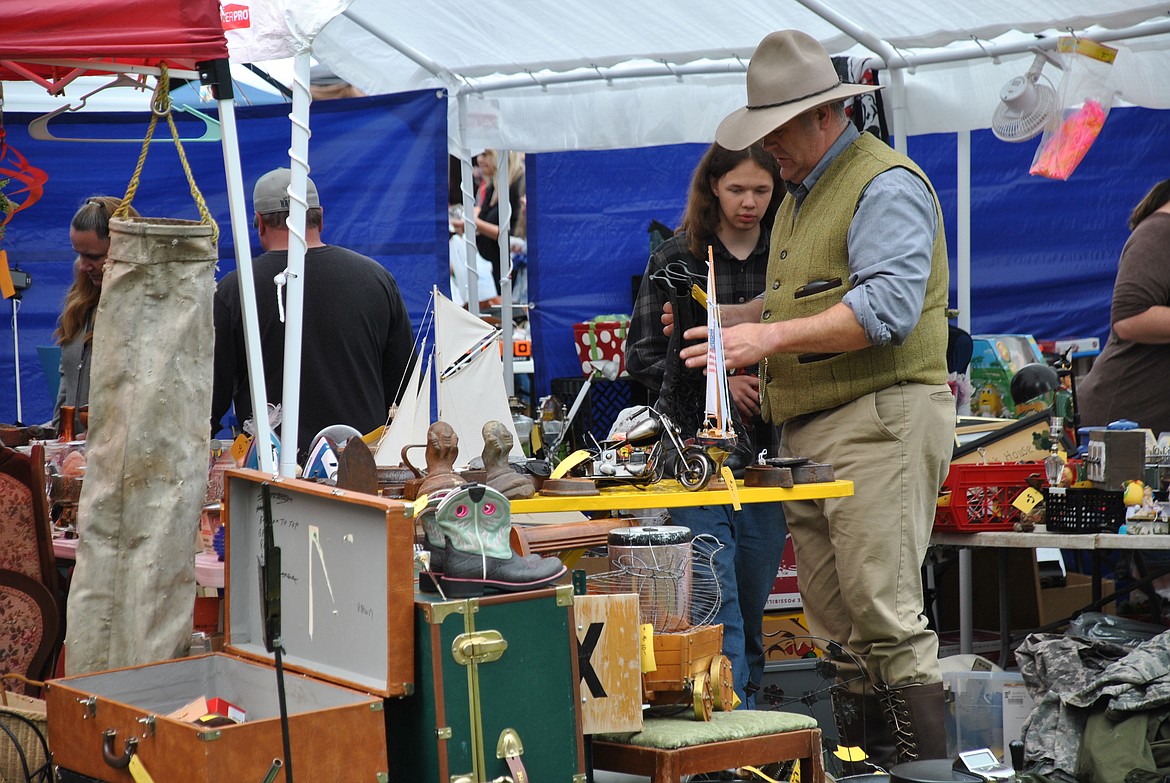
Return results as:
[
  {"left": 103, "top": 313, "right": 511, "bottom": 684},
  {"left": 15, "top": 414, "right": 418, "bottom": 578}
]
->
[{"left": 760, "top": 132, "right": 949, "bottom": 423}]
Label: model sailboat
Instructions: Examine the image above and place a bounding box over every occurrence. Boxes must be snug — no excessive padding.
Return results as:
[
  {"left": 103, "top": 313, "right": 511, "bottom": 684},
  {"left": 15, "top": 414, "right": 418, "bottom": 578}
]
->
[
  {"left": 695, "top": 250, "right": 737, "bottom": 452},
  {"left": 694, "top": 249, "right": 740, "bottom": 498},
  {"left": 375, "top": 287, "right": 522, "bottom": 469}
]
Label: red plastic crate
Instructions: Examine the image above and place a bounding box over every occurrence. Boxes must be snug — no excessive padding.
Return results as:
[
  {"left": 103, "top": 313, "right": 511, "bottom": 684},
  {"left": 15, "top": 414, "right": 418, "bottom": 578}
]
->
[{"left": 934, "top": 462, "right": 1046, "bottom": 532}]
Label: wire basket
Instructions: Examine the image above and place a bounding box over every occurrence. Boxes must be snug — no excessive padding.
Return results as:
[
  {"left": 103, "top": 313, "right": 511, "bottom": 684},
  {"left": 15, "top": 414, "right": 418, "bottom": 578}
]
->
[
  {"left": 588, "top": 534, "right": 723, "bottom": 632},
  {"left": 1045, "top": 487, "right": 1126, "bottom": 533},
  {"left": 0, "top": 675, "right": 51, "bottom": 783},
  {"left": 935, "top": 462, "right": 1046, "bottom": 532}
]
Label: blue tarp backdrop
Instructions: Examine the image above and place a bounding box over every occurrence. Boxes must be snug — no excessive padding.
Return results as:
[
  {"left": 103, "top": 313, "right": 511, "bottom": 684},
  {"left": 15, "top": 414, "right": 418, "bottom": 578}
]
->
[
  {"left": 2, "top": 98, "right": 1166, "bottom": 428},
  {"left": 528, "top": 105, "right": 1167, "bottom": 396},
  {"left": 0, "top": 90, "right": 447, "bottom": 426}
]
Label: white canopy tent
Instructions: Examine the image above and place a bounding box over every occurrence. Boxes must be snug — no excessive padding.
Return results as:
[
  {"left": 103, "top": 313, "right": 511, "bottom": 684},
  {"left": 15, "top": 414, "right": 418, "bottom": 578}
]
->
[
  {"left": 251, "top": 0, "right": 1170, "bottom": 152},
  {"left": 234, "top": 1, "right": 1170, "bottom": 641},
  {"left": 234, "top": 0, "right": 1170, "bottom": 433}
]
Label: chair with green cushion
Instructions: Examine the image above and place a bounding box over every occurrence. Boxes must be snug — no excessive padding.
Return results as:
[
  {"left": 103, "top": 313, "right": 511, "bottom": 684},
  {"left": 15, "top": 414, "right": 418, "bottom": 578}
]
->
[{"left": 591, "top": 710, "right": 823, "bottom": 783}]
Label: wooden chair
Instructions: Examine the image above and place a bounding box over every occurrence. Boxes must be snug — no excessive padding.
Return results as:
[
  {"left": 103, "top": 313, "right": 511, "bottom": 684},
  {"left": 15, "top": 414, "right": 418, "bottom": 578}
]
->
[
  {"left": 0, "top": 445, "right": 57, "bottom": 595},
  {"left": 0, "top": 445, "right": 63, "bottom": 678},
  {"left": 0, "top": 568, "right": 60, "bottom": 688},
  {"left": 591, "top": 710, "right": 824, "bottom": 783}
]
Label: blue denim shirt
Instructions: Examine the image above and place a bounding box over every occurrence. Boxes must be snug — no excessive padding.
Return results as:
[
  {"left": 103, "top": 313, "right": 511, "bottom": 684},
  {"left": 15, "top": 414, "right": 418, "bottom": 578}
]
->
[{"left": 787, "top": 124, "right": 939, "bottom": 346}]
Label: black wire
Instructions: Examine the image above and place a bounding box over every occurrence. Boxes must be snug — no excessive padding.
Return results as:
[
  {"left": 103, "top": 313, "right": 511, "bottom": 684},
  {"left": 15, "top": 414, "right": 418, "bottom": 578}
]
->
[
  {"left": 274, "top": 645, "right": 295, "bottom": 783},
  {"left": 242, "top": 63, "right": 294, "bottom": 99}
]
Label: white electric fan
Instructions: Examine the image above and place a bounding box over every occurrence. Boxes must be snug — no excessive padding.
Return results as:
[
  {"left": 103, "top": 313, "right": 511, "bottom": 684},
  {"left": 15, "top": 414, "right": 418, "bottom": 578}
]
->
[{"left": 991, "top": 50, "right": 1062, "bottom": 142}]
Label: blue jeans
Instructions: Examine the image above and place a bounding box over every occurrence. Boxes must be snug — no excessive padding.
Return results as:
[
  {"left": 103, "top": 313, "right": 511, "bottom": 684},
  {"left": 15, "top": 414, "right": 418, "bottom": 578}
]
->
[{"left": 671, "top": 501, "right": 788, "bottom": 708}]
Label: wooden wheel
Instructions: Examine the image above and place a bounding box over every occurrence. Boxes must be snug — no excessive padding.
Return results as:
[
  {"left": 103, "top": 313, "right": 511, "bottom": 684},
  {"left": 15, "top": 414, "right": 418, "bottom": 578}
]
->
[
  {"left": 691, "top": 671, "right": 714, "bottom": 721},
  {"left": 709, "top": 654, "right": 735, "bottom": 711}
]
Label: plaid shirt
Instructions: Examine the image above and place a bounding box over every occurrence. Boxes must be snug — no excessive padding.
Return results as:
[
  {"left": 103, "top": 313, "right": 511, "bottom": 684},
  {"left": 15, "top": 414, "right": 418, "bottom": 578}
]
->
[
  {"left": 628, "top": 230, "right": 770, "bottom": 394},
  {"left": 627, "top": 230, "right": 776, "bottom": 451}
]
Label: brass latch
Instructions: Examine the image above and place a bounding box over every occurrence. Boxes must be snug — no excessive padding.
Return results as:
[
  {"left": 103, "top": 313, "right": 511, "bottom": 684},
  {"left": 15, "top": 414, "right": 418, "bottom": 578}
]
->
[
  {"left": 497, "top": 728, "right": 530, "bottom": 783},
  {"left": 451, "top": 630, "right": 507, "bottom": 666},
  {"left": 497, "top": 728, "right": 524, "bottom": 760}
]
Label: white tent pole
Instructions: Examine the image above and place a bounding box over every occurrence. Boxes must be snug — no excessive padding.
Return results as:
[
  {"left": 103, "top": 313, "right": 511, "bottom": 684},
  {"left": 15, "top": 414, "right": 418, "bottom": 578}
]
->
[
  {"left": 342, "top": 7, "right": 457, "bottom": 83},
  {"left": 497, "top": 150, "right": 515, "bottom": 397},
  {"left": 887, "top": 68, "right": 909, "bottom": 155},
  {"left": 217, "top": 96, "right": 275, "bottom": 473},
  {"left": 278, "top": 49, "right": 313, "bottom": 477},
  {"left": 956, "top": 129, "right": 973, "bottom": 655},
  {"left": 794, "top": 0, "right": 902, "bottom": 64},
  {"left": 956, "top": 132, "right": 972, "bottom": 333},
  {"left": 448, "top": 17, "right": 1170, "bottom": 98},
  {"left": 457, "top": 96, "right": 481, "bottom": 316},
  {"left": 877, "top": 17, "right": 1170, "bottom": 69},
  {"left": 461, "top": 153, "right": 481, "bottom": 315}
]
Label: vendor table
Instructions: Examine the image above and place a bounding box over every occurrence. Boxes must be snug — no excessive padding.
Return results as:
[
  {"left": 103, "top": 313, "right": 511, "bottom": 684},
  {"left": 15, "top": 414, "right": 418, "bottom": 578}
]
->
[
  {"left": 511, "top": 479, "right": 854, "bottom": 514},
  {"left": 52, "top": 536, "right": 225, "bottom": 589},
  {"left": 930, "top": 526, "right": 1170, "bottom": 662}
]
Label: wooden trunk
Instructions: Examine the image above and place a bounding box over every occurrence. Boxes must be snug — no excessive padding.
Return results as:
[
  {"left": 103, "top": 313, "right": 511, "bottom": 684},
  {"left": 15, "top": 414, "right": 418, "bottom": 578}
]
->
[
  {"left": 386, "top": 586, "right": 586, "bottom": 782},
  {"left": 49, "top": 470, "right": 417, "bottom": 782},
  {"left": 47, "top": 654, "right": 387, "bottom": 783}
]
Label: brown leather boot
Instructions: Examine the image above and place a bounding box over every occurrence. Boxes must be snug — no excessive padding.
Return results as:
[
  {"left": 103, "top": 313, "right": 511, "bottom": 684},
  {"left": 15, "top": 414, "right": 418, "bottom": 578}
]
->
[
  {"left": 876, "top": 681, "right": 949, "bottom": 763},
  {"left": 831, "top": 686, "right": 898, "bottom": 775}
]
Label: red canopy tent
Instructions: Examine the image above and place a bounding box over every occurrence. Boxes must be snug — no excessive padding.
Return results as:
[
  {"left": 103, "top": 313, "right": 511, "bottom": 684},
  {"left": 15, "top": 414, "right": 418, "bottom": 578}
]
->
[
  {"left": 0, "top": 0, "right": 276, "bottom": 469},
  {"left": 0, "top": 0, "right": 228, "bottom": 87}
]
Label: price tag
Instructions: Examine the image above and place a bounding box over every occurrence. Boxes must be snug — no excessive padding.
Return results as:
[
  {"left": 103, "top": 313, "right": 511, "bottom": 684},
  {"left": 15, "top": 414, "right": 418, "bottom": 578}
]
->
[
  {"left": 1012, "top": 487, "right": 1044, "bottom": 513},
  {"left": 639, "top": 623, "right": 657, "bottom": 673},
  {"left": 128, "top": 755, "right": 156, "bottom": 783},
  {"left": 229, "top": 434, "right": 251, "bottom": 465}
]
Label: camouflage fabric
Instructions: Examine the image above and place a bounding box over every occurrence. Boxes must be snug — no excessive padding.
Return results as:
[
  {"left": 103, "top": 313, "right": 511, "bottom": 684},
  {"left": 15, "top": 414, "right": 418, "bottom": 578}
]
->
[
  {"left": 1016, "top": 630, "right": 1170, "bottom": 782},
  {"left": 1014, "top": 633, "right": 1131, "bottom": 780}
]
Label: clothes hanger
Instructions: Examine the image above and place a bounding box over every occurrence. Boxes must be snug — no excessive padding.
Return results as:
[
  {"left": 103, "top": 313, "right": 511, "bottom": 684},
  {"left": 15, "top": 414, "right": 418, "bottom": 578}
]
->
[{"left": 27, "top": 72, "right": 221, "bottom": 143}]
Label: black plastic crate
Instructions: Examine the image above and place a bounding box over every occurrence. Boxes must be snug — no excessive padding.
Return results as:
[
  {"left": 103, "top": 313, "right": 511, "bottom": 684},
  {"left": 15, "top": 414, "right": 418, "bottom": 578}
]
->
[
  {"left": 1045, "top": 486, "right": 1126, "bottom": 533},
  {"left": 549, "top": 377, "right": 634, "bottom": 449}
]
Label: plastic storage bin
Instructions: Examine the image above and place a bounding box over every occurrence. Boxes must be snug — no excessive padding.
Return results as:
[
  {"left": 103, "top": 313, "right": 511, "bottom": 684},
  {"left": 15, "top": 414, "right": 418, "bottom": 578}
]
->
[
  {"left": 943, "top": 670, "right": 1033, "bottom": 759},
  {"left": 1045, "top": 486, "right": 1126, "bottom": 533},
  {"left": 935, "top": 462, "right": 1046, "bottom": 532}
]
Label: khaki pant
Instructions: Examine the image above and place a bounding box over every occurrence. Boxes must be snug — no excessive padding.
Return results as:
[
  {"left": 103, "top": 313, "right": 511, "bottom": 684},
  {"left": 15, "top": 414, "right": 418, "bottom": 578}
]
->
[{"left": 781, "top": 382, "right": 954, "bottom": 692}]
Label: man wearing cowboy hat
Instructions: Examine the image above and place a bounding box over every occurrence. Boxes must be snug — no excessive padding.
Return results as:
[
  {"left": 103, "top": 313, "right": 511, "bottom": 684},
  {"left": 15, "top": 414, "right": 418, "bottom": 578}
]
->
[{"left": 680, "top": 30, "right": 955, "bottom": 769}]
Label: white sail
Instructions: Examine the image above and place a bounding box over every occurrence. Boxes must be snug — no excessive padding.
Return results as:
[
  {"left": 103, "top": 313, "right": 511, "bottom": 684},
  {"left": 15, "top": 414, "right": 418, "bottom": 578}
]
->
[
  {"left": 702, "top": 257, "right": 735, "bottom": 437},
  {"left": 433, "top": 290, "right": 524, "bottom": 466},
  {"left": 373, "top": 342, "right": 432, "bottom": 467}
]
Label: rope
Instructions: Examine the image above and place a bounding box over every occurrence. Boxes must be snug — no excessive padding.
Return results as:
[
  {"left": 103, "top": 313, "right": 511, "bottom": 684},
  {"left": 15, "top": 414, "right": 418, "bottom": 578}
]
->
[{"left": 114, "top": 63, "right": 219, "bottom": 243}]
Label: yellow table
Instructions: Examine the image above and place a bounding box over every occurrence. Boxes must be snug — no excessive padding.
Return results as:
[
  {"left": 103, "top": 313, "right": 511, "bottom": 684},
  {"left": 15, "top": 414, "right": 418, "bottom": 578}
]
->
[
  {"left": 506, "top": 478, "right": 853, "bottom": 567},
  {"left": 511, "top": 479, "right": 854, "bottom": 514}
]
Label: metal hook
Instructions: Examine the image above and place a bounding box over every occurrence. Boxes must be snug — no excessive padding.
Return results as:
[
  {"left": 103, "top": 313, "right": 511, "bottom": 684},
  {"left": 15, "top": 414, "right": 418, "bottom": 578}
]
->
[
  {"left": 660, "top": 59, "right": 683, "bottom": 83},
  {"left": 968, "top": 36, "right": 1000, "bottom": 66},
  {"left": 522, "top": 69, "right": 548, "bottom": 92}
]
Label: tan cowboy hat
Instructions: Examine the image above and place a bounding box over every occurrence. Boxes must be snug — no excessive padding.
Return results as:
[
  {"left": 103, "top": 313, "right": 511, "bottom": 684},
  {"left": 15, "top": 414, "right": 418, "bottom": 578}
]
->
[{"left": 716, "top": 30, "right": 882, "bottom": 150}]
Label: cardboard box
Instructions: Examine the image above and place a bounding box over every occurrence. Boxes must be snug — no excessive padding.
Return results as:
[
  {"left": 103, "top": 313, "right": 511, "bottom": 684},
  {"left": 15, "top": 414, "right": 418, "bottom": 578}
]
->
[
  {"left": 937, "top": 629, "right": 1004, "bottom": 664},
  {"left": 761, "top": 611, "right": 819, "bottom": 661},
  {"left": 1040, "top": 572, "right": 1115, "bottom": 627},
  {"left": 937, "top": 549, "right": 1114, "bottom": 632},
  {"left": 766, "top": 533, "right": 801, "bottom": 611},
  {"left": 573, "top": 317, "right": 629, "bottom": 377}
]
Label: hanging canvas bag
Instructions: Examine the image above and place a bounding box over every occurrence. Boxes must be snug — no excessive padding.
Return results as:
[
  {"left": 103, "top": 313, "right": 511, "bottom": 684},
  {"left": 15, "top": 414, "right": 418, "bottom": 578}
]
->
[{"left": 67, "top": 68, "right": 220, "bottom": 674}]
